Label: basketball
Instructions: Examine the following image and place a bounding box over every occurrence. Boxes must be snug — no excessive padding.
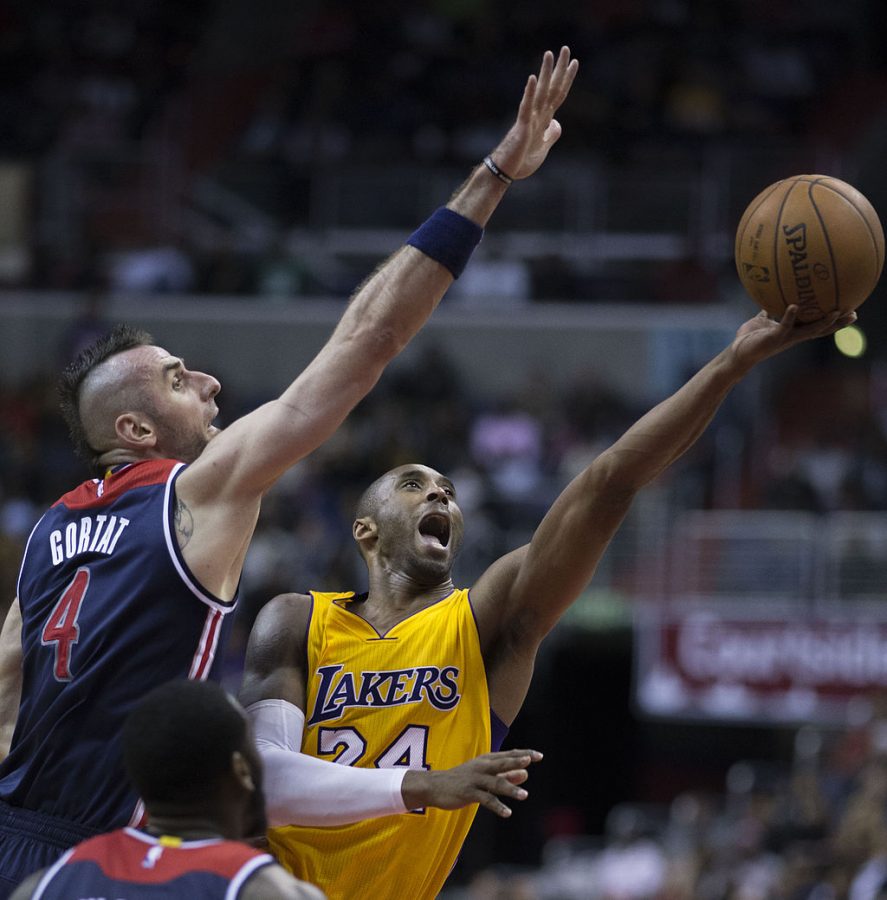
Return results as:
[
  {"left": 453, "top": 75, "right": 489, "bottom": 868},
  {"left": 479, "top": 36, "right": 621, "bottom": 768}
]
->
[{"left": 734, "top": 175, "right": 885, "bottom": 322}]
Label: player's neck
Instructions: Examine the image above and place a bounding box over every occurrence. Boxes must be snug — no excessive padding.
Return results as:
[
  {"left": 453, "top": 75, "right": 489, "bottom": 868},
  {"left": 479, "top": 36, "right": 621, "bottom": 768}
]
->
[
  {"left": 366, "top": 568, "right": 456, "bottom": 611},
  {"left": 95, "top": 447, "right": 154, "bottom": 469}
]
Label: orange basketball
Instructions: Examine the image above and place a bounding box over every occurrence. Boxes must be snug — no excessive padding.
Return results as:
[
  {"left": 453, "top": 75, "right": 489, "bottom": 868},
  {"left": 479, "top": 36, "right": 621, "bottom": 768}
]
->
[{"left": 734, "top": 175, "right": 885, "bottom": 322}]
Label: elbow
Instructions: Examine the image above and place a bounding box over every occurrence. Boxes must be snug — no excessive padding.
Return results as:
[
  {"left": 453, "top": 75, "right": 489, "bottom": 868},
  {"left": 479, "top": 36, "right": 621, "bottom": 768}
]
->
[
  {"left": 349, "top": 323, "right": 407, "bottom": 385},
  {"left": 585, "top": 454, "right": 645, "bottom": 503},
  {"left": 366, "top": 322, "right": 407, "bottom": 361}
]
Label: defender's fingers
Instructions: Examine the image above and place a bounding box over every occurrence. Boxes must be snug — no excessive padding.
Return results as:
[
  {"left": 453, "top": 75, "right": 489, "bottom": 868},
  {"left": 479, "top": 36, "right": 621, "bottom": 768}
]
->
[
  {"left": 516, "top": 74, "right": 538, "bottom": 124},
  {"left": 542, "top": 119, "right": 562, "bottom": 146},
  {"left": 556, "top": 59, "right": 580, "bottom": 106},
  {"left": 536, "top": 49, "right": 555, "bottom": 98},
  {"left": 551, "top": 47, "right": 579, "bottom": 105}
]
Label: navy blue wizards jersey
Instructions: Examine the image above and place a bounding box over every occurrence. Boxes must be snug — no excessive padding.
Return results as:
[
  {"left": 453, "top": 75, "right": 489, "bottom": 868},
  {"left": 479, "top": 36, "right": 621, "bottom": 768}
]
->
[
  {"left": 0, "top": 460, "right": 238, "bottom": 830},
  {"left": 30, "top": 828, "right": 274, "bottom": 899}
]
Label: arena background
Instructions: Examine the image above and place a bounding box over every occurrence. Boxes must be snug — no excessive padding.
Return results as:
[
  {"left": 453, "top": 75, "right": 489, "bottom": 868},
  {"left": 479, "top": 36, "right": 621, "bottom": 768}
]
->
[{"left": 3, "top": 2, "right": 887, "bottom": 897}]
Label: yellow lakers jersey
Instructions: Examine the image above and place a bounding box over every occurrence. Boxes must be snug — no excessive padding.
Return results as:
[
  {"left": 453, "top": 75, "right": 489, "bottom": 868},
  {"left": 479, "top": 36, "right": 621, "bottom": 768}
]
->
[{"left": 268, "top": 588, "right": 492, "bottom": 900}]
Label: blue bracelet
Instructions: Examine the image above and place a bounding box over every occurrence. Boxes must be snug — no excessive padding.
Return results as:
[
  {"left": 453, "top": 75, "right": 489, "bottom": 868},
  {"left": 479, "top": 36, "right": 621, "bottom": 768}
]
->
[{"left": 405, "top": 207, "right": 484, "bottom": 279}]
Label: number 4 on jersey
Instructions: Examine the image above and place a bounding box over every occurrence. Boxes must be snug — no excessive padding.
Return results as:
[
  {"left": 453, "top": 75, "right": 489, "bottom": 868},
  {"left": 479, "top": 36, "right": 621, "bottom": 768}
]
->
[
  {"left": 42, "top": 567, "right": 90, "bottom": 681},
  {"left": 374, "top": 725, "right": 430, "bottom": 771}
]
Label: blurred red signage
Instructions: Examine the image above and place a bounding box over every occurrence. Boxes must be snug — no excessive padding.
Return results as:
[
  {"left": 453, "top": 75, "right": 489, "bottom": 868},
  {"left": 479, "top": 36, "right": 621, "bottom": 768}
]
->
[{"left": 634, "top": 608, "right": 887, "bottom": 723}]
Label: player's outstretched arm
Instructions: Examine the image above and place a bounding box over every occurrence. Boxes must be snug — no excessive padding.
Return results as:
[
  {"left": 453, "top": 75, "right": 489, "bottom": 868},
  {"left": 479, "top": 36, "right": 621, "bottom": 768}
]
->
[
  {"left": 239, "top": 594, "right": 540, "bottom": 826},
  {"left": 473, "top": 306, "right": 855, "bottom": 720},
  {"left": 178, "top": 49, "right": 579, "bottom": 509},
  {"left": 0, "top": 598, "right": 22, "bottom": 760}
]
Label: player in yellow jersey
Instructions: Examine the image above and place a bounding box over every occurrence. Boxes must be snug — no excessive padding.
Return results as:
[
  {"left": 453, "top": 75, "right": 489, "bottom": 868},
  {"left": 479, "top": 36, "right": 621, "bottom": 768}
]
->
[{"left": 240, "top": 300, "right": 856, "bottom": 899}]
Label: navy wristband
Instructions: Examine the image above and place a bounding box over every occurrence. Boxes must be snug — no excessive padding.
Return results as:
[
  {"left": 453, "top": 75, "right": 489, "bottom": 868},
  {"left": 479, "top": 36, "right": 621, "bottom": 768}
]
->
[{"left": 405, "top": 207, "right": 483, "bottom": 279}]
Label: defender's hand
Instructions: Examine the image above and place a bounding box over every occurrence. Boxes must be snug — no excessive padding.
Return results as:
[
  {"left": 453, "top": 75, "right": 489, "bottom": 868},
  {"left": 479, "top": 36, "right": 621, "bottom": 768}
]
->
[
  {"left": 489, "top": 47, "right": 579, "bottom": 181},
  {"left": 401, "top": 748, "right": 543, "bottom": 818}
]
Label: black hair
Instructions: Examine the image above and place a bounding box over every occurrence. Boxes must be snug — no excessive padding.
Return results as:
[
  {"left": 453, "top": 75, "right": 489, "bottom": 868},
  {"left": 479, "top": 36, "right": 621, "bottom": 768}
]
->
[
  {"left": 355, "top": 473, "right": 389, "bottom": 520},
  {"left": 57, "top": 323, "right": 154, "bottom": 466},
  {"left": 122, "top": 680, "right": 247, "bottom": 808}
]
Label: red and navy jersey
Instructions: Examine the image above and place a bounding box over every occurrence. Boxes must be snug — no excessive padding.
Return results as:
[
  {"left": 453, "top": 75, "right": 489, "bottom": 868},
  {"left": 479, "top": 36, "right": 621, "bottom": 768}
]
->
[
  {"left": 0, "top": 460, "right": 238, "bottom": 830},
  {"left": 31, "top": 828, "right": 274, "bottom": 899}
]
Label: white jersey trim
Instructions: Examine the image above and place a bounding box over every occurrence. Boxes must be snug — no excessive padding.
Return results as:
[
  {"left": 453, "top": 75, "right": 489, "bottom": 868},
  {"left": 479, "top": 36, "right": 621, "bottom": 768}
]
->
[
  {"left": 120, "top": 829, "right": 275, "bottom": 900},
  {"left": 127, "top": 798, "right": 146, "bottom": 829},
  {"left": 161, "top": 463, "right": 238, "bottom": 615},
  {"left": 227, "top": 854, "right": 276, "bottom": 900},
  {"left": 15, "top": 510, "right": 48, "bottom": 600},
  {"left": 31, "top": 846, "right": 76, "bottom": 900}
]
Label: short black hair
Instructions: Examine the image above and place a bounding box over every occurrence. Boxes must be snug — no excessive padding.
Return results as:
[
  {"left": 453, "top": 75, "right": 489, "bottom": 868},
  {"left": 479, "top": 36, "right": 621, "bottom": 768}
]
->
[
  {"left": 355, "top": 473, "right": 389, "bottom": 520},
  {"left": 122, "top": 680, "right": 247, "bottom": 807},
  {"left": 57, "top": 323, "right": 154, "bottom": 466}
]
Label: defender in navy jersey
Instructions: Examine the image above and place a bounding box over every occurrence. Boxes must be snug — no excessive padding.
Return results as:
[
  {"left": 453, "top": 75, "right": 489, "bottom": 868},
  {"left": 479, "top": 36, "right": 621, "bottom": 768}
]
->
[
  {"left": 0, "top": 47, "right": 582, "bottom": 896},
  {"left": 13, "top": 830, "right": 286, "bottom": 900},
  {"left": 2, "top": 459, "right": 233, "bottom": 831},
  {"left": 9, "top": 680, "right": 323, "bottom": 900}
]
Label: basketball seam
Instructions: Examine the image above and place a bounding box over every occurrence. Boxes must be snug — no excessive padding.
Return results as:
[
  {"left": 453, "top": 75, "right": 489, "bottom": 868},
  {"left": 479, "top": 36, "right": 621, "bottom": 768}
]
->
[
  {"left": 813, "top": 179, "right": 883, "bottom": 290},
  {"left": 736, "top": 180, "right": 786, "bottom": 315},
  {"left": 808, "top": 180, "right": 840, "bottom": 313},
  {"left": 773, "top": 181, "right": 798, "bottom": 314},
  {"left": 736, "top": 180, "right": 785, "bottom": 266}
]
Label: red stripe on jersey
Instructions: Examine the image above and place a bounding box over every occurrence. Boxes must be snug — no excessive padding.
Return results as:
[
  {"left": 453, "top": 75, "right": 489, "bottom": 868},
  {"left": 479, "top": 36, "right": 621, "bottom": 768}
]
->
[
  {"left": 68, "top": 830, "right": 266, "bottom": 882},
  {"left": 54, "top": 460, "right": 182, "bottom": 510},
  {"left": 190, "top": 609, "right": 222, "bottom": 680}
]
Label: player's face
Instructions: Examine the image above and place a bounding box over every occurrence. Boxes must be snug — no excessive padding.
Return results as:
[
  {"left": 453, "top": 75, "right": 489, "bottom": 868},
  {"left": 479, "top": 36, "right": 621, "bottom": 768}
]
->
[
  {"left": 141, "top": 346, "right": 222, "bottom": 463},
  {"left": 374, "top": 465, "right": 465, "bottom": 583}
]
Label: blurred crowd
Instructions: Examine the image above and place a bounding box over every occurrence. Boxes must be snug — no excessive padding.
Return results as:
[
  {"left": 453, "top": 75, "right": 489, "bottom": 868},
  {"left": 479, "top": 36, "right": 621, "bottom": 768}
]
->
[
  {"left": 445, "top": 708, "right": 887, "bottom": 900},
  {"left": 3, "top": 0, "right": 887, "bottom": 301}
]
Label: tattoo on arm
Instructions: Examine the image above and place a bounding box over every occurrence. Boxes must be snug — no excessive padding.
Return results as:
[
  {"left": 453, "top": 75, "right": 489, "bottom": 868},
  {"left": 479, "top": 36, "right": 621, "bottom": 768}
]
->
[{"left": 175, "top": 498, "right": 194, "bottom": 549}]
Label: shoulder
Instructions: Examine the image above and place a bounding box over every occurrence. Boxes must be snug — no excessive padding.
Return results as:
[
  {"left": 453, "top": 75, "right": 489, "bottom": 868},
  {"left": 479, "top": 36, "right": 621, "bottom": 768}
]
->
[
  {"left": 239, "top": 861, "right": 327, "bottom": 900},
  {"left": 254, "top": 592, "right": 314, "bottom": 637},
  {"left": 241, "top": 591, "right": 343, "bottom": 707},
  {"left": 243, "top": 593, "right": 314, "bottom": 682},
  {"left": 470, "top": 546, "right": 529, "bottom": 638}
]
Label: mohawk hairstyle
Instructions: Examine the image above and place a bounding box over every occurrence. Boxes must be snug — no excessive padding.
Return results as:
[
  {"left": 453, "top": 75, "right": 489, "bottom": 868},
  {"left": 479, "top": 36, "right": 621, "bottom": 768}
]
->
[{"left": 58, "top": 323, "right": 154, "bottom": 468}]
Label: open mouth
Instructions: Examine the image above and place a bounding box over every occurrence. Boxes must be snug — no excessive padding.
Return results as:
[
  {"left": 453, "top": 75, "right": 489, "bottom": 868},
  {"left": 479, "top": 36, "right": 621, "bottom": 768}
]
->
[{"left": 418, "top": 513, "right": 451, "bottom": 548}]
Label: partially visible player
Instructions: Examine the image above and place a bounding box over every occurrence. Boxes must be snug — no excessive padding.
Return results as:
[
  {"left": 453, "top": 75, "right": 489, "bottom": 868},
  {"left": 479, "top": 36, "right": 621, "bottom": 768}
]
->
[
  {"left": 10, "top": 679, "right": 324, "bottom": 899},
  {"left": 0, "top": 46, "right": 579, "bottom": 897},
  {"left": 240, "top": 305, "right": 855, "bottom": 900}
]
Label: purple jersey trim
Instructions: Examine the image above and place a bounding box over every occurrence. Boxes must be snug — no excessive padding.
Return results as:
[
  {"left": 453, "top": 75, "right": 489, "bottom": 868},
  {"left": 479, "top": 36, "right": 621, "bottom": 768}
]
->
[
  {"left": 490, "top": 708, "right": 509, "bottom": 751},
  {"left": 304, "top": 593, "right": 314, "bottom": 657}
]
